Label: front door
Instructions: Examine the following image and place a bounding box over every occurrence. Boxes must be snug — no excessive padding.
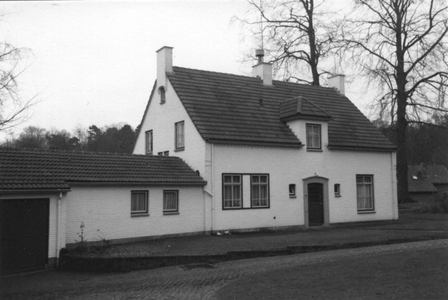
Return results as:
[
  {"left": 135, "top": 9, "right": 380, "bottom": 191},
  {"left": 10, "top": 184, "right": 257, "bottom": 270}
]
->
[{"left": 308, "top": 183, "right": 324, "bottom": 226}]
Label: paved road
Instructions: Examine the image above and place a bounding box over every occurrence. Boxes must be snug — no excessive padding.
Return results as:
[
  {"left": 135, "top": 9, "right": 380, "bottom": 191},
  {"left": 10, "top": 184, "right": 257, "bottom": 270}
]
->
[{"left": 2, "top": 239, "right": 448, "bottom": 300}]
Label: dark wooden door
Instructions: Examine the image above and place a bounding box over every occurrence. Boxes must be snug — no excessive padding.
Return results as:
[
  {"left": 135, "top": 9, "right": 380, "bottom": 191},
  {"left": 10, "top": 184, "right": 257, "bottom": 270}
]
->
[
  {"left": 308, "top": 183, "right": 324, "bottom": 226},
  {"left": 0, "top": 198, "right": 49, "bottom": 275}
]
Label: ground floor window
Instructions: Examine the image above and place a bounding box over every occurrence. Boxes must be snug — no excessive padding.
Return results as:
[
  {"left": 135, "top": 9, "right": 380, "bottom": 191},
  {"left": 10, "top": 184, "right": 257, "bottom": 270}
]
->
[
  {"left": 222, "top": 174, "right": 270, "bottom": 209},
  {"left": 163, "top": 190, "right": 179, "bottom": 213},
  {"left": 131, "top": 191, "right": 148, "bottom": 215},
  {"left": 223, "top": 174, "right": 242, "bottom": 209},
  {"left": 356, "top": 175, "right": 374, "bottom": 211},
  {"left": 251, "top": 175, "right": 269, "bottom": 207}
]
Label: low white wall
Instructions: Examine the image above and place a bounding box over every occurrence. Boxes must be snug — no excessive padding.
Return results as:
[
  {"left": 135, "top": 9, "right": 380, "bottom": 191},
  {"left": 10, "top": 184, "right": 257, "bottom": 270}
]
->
[{"left": 65, "top": 185, "right": 205, "bottom": 245}]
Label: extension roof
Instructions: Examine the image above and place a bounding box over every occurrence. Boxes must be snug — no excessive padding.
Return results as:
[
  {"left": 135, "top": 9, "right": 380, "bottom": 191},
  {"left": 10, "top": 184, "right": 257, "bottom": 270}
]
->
[
  {"left": 166, "top": 66, "right": 396, "bottom": 151},
  {"left": 0, "top": 148, "right": 207, "bottom": 192}
]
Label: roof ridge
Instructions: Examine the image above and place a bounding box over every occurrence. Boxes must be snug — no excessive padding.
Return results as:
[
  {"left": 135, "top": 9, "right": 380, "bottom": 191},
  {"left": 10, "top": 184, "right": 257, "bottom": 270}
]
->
[
  {"left": 0, "top": 147, "right": 182, "bottom": 159},
  {"left": 172, "top": 66, "right": 335, "bottom": 91}
]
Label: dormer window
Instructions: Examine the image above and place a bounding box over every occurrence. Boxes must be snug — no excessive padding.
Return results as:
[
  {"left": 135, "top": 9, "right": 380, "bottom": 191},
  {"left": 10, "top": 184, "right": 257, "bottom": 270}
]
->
[
  {"left": 159, "top": 86, "right": 166, "bottom": 104},
  {"left": 306, "top": 124, "right": 321, "bottom": 150}
]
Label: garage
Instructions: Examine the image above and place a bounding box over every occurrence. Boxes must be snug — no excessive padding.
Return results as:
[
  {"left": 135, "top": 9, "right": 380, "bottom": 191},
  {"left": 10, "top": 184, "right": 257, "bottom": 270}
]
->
[{"left": 0, "top": 198, "right": 50, "bottom": 275}]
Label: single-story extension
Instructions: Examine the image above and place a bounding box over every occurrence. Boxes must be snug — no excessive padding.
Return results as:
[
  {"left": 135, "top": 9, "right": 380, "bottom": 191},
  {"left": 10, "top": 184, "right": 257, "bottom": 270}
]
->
[{"left": 0, "top": 147, "right": 206, "bottom": 275}]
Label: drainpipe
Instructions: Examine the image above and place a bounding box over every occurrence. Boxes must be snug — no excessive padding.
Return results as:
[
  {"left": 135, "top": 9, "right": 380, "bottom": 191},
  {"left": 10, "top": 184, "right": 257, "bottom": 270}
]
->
[
  {"left": 211, "top": 143, "right": 215, "bottom": 233},
  {"left": 56, "top": 191, "right": 63, "bottom": 267},
  {"left": 391, "top": 152, "right": 398, "bottom": 220},
  {"left": 203, "top": 143, "right": 215, "bottom": 234}
]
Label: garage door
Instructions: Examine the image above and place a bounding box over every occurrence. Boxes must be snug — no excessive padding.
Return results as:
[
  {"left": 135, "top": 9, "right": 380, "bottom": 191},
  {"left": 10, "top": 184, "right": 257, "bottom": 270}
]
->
[{"left": 0, "top": 198, "right": 49, "bottom": 275}]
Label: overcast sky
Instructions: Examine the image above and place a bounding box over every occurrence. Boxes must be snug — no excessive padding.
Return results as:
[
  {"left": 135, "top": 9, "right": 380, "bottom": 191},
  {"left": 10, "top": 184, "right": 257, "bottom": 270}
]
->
[{"left": 1, "top": 0, "right": 370, "bottom": 140}]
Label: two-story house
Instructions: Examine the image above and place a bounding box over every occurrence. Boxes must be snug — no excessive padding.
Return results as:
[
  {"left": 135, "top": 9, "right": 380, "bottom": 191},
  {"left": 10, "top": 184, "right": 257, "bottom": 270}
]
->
[{"left": 133, "top": 46, "right": 398, "bottom": 233}]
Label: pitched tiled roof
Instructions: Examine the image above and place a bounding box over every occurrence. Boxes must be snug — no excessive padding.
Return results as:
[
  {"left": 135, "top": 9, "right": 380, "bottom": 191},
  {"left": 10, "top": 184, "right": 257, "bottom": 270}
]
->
[
  {"left": 167, "top": 67, "right": 396, "bottom": 151},
  {"left": 0, "top": 148, "right": 206, "bottom": 191}
]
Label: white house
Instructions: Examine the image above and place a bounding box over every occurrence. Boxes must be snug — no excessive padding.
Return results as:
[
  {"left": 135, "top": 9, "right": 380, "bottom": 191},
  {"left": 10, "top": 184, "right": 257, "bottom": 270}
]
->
[
  {"left": 0, "top": 46, "right": 398, "bottom": 275},
  {"left": 133, "top": 46, "right": 398, "bottom": 233}
]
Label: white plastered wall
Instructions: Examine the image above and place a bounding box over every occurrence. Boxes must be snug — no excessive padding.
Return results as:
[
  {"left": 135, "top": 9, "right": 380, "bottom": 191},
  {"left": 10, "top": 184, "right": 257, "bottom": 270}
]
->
[
  {"left": 210, "top": 142, "right": 397, "bottom": 231},
  {"left": 133, "top": 78, "right": 207, "bottom": 177},
  {"left": 64, "top": 185, "right": 205, "bottom": 244}
]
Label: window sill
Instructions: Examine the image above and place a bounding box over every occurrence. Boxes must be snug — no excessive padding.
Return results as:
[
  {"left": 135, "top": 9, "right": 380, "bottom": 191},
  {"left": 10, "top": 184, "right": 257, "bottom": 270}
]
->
[
  {"left": 335, "top": 195, "right": 341, "bottom": 198},
  {"left": 289, "top": 195, "right": 297, "bottom": 199},
  {"left": 357, "top": 210, "right": 376, "bottom": 214},
  {"left": 223, "top": 207, "right": 270, "bottom": 210},
  {"left": 163, "top": 211, "right": 180, "bottom": 215},
  {"left": 307, "top": 148, "right": 323, "bottom": 152},
  {"left": 174, "top": 148, "right": 185, "bottom": 152},
  {"left": 131, "top": 213, "right": 149, "bottom": 217}
]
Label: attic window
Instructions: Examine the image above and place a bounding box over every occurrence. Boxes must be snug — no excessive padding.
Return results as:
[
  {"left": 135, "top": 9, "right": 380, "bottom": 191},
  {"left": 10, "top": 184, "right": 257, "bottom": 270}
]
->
[{"left": 159, "top": 86, "right": 166, "bottom": 104}]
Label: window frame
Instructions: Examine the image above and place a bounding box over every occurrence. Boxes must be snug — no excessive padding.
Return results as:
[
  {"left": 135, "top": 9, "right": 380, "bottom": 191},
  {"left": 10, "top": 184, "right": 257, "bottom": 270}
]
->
[
  {"left": 222, "top": 173, "right": 270, "bottom": 210},
  {"left": 175, "top": 121, "right": 185, "bottom": 150},
  {"left": 159, "top": 86, "right": 166, "bottom": 104},
  {"left": 131, "top": 190, "right": 149, "bottom": 216},
  {"left": 222, "top": 174, "right": 243, "bottom": 209},
  {"left": 306, "top": 123, "right": 322, "bottom": 150},
  {"left": 334, "top": 183, "right": 341, "bottom": 197},
  {"left": 163, "top": 190, "right": 179, "bottom": 214},
  {"left": 356, "top": 175, "right": 375, "bottom": 212},
  {"left": 289, "top": 184, "right": 296, "bottom": 198},
  {"left": 251, "top": 174, "right": 270, "bottom": 208},
  {"left": 145, "top": 130, "right": 153, "bottom": 155}
]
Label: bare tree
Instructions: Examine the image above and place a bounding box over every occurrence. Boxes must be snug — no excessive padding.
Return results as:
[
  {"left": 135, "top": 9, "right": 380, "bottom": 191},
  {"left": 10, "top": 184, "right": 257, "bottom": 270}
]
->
[
  {"left": 243, "top": 0, "right": 338, "bottom": 85},
  {"left": 341, "top": 0, "right": 448, "bottom": 202},
  {"left": 0, "top": 41, "right": 35, "bottom": 131}
]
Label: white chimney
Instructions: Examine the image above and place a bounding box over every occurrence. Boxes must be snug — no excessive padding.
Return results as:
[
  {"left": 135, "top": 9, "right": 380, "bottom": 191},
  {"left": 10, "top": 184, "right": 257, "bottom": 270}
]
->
[
  {"left": 328, "top": 74, "right": 345, "bottom": 95},
  {"left": 156, "top": 46, "right": 173, "bottom": 88},
  {"left": 252, "top": 49, "right": 272, "bottom": 85}
]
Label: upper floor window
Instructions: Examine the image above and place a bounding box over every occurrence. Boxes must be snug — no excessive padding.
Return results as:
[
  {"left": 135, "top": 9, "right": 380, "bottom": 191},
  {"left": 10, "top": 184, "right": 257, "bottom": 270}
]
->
[
  {"left": 251, "top": 175, "right": 269, "bottom": 208},
  {"left": 131, "top": 190, "right": 148, "bottom": 216},
  {"left": 306, "top": 124, "right": 321, "bottom": 150},
  {"left": 175, "top": 121, "right": 185, "bottom": 150},
  {"left": 145, "top": 130, "right": 153, "bottom": 155},
  {"left": 356, "top": 175, "right": 374, "bottom": 211},
  {"left": 159, "top": 86, "right": 166, "bottom": 104}
]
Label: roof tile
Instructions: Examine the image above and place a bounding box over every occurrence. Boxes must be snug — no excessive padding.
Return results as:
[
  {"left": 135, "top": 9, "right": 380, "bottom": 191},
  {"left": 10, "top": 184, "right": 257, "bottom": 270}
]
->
[
  {"left": 168, "top": 67, "right": 395, "bottom": 150},
  {"left": 0, "top": 148, "right": 206, "bottom": 191}
]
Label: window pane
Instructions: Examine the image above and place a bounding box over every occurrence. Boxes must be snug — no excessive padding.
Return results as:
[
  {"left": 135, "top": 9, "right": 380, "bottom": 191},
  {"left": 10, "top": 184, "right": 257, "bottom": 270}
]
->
[
  {"left": 224, "top": 176, "right": 232, "bottom": 183},
  {"left": 224, "top": 185, "right": 232, "bottom": 200},
  {"left": 357, "top": 176, "right": 374, "bottom": 210},
  {"left": 252, "top": 185, "right": 259, "bottom": 200},
  {"left": 175, "top": 122, "right": 185, "bottom": 149},
  {"left": 131, "top": 192, "right": 148, "bottom": 214},
  {"left": 145, "top": 131, "right": 152, "bottom": 154},
  {"left": 233, "top": 175, "right": 240, "bottom": 183},
  {"left": 163, "top": 191, "right": 178, "bottom": 212},
  {"left": 260, "top": 185, "right": 268, "bottom": 199},
  {"left": 233, "top": 186, "right": 241, "bottom": 200}
]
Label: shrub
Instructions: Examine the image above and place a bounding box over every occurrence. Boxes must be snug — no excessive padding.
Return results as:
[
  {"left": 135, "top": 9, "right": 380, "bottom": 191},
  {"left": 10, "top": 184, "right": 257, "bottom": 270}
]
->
[{"left": 418, "top": 200, "right": 448, "bottom": 214}]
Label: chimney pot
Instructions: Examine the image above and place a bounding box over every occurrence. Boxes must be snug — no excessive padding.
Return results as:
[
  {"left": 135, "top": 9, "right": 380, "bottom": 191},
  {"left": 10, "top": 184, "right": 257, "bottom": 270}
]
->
[
  {"left": 328, "top": 74, "right": 345, "bottom": 95},
  {"left": 255, "top": 49, "right": 265, "bottom": 63}
]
